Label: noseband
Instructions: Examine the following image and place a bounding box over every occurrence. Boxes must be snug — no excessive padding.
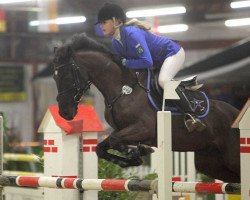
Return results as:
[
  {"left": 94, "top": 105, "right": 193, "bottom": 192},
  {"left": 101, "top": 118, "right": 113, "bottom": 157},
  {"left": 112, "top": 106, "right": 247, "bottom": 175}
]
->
[{"left": 55, "top": 57, "right": 92, "bottom": 103}]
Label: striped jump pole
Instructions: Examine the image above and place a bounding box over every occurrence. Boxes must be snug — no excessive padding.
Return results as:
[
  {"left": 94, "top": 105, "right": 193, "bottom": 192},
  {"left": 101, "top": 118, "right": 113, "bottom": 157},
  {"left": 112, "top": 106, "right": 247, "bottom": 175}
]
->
[
  {"left": 0, "top": 175, "right": 241, "bottom": 195},
  {"left": 172, "top": 181, "right": 241, "bottom": 195},
  {"left": 0, "top": 175, "right": 157, "bottom": 193}
]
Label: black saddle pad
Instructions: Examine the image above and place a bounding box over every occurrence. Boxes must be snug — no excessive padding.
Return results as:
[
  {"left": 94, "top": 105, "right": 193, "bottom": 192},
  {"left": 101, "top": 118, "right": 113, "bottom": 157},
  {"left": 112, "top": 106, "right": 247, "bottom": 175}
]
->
[
  {"left": 149, "top": 70, "right": 209, "bottom": 118},
  {"left": 178, "top": 89, "right": 209, "bottom": 118}
]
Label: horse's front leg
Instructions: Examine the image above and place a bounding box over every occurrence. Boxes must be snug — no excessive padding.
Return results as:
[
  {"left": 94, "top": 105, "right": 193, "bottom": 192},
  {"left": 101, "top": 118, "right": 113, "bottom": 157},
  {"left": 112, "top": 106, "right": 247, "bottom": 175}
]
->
[
  {"left": 108, "top": 122, "right": 155, "bottom": 165},
  {"left": 96, "top": 136, "right": 143, "bottom": 168},
  {"left": 126, "top": 144, "right": 155, "bottom": 159}
]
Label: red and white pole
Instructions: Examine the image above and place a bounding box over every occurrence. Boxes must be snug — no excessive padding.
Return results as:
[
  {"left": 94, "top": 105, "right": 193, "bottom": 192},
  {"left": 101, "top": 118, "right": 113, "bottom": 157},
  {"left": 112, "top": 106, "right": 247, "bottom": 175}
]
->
[{"left": 0, "top": 175, "right": 240, "bottom": 195}]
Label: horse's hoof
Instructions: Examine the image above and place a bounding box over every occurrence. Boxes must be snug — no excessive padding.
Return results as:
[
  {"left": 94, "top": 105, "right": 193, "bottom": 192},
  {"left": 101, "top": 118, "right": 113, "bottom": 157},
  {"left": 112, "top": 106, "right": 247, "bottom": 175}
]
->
[
  {"left": 134, "top": 158, "right": 143, "bottom": 166},
  {"left": 128, "top": 158, "right": 143, "bottom": 167},
  {"left": 118, "top": 158, "right": 143, "bottom": 168},
  {"left": 126, "top": 148, "right": 140, "bottom": 159},
  {"left": 110, "top": 158, "right": 129, "bottom": 168},
  {"left": 118, "top": 161, "right": 131, "bottom": 168},
  {"left": 138, "top": 144, "right": 155, "bottom": 156},
  {"left": 126, "top": 144, "right": 154, "bottom": 160}
]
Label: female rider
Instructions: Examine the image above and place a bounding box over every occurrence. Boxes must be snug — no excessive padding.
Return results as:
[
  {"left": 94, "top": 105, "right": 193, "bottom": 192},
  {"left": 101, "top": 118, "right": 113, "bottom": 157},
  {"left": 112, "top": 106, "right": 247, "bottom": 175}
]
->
[{"left": 96, "top": 3, "right": 205, "bottom": 132}]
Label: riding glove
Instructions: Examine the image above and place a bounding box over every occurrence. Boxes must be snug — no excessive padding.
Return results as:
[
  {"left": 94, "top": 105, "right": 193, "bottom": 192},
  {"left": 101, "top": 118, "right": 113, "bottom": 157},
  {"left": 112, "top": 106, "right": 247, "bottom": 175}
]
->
[{"left": 121, "top": 58, "right": 127, "bottom": 66}]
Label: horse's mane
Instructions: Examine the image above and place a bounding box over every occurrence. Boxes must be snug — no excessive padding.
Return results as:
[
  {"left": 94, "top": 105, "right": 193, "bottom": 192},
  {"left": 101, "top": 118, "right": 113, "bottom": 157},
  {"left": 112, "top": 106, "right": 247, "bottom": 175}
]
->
[
  {"left": 67, "top": 33, "right": 111, "bottom": 54},
  {"left": 65, "top": 33, "right": 122, "bottom": 66}
]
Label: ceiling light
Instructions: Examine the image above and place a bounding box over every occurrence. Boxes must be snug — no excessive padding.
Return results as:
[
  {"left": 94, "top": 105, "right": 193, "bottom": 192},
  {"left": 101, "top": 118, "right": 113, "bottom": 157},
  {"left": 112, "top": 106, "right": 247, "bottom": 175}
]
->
[
  {"left": 0, "top": 0, "right": 36, "bottom": 4},
  {"left": 55, "top": 17, "right": 86, "bottom": 25},
  {"left": 126, "top": 6, "right": 186, "bottom": 18},
  {"left": 225, "top": 18, "right": 250, "bottom": 27},
  {"left": 157, "top": 24, "right": 188, "bottom": 33},
  {"left": 230, "top": 0, "right": 250, "bottom": 8},
  {"left": 29, "top": 16, "right": 86, "bottom": 26}
]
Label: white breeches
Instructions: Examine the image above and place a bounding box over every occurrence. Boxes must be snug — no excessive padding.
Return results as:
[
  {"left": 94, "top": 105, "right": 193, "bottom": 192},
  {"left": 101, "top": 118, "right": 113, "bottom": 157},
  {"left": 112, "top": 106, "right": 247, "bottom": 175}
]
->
[{"left": 158, "top": 47, "right": 185, "bottom": 89}]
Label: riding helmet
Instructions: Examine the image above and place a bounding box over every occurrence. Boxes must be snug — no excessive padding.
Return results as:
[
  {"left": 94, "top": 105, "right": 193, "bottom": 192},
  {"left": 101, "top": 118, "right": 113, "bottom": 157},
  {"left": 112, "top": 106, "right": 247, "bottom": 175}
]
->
[{"left": 96, "top": 3, "right": 126, "bottom": 24}]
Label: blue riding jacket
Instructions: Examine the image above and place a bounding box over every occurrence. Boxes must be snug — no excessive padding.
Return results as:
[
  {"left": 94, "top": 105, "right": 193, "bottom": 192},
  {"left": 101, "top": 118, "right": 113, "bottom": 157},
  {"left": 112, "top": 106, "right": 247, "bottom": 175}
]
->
[{"left": 112, "top": 25, "right": 181, "bottom": 69}]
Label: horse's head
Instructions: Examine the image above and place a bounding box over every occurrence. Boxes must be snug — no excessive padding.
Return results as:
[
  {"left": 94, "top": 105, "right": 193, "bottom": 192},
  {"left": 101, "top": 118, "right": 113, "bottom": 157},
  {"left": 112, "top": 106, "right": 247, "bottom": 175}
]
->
[{"left": 53, "top": 45, "right": 91, "bottom": 120}]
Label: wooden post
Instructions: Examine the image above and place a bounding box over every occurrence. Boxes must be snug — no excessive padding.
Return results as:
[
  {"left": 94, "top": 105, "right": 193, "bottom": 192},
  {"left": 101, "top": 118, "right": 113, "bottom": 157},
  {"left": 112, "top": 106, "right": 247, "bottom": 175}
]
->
[
  {"left": 156, "top": 81, "right": 180, "bottom": 200},
  {"left": 157, "top": 111, "right": 172, "bottom": 200}
]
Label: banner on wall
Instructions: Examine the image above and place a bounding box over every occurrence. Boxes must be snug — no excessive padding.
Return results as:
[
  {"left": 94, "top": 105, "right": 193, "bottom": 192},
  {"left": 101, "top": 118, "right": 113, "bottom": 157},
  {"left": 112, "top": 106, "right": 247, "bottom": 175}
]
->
[
  {"left": 0, "top": 66, "right": 27, "bottom": 101},
  {"left": 0, "top": 8, "right": 6, "bottom": 32}
]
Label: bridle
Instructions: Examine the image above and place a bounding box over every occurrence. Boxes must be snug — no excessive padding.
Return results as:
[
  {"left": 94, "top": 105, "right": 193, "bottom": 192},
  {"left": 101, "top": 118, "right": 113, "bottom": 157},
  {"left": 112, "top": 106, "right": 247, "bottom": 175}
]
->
[{"left": 54, "top": 57, "right": 92, "bottom": 104}]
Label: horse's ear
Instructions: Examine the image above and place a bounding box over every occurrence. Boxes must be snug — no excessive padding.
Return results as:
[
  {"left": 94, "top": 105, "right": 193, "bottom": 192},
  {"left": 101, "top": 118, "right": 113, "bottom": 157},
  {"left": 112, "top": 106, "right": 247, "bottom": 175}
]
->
[{"left": 54, "top": 47, "right": 58, "bottom": 53}]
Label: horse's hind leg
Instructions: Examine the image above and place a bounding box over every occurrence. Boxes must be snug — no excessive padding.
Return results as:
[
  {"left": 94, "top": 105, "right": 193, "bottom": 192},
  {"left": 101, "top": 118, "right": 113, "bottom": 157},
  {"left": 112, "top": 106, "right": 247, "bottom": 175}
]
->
[
  {"left": 218, "top": 129, "right": 240, "bottom": 182},
  {"left": 195, "top": 147, "right": 240, "bottom": 183}
]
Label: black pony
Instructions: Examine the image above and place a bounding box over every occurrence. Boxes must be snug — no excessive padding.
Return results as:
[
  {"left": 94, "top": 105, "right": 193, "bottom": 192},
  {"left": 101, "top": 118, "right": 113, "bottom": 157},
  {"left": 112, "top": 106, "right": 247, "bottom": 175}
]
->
[{"left": 52, "top": 33, "right": 240, "bottom": 183}]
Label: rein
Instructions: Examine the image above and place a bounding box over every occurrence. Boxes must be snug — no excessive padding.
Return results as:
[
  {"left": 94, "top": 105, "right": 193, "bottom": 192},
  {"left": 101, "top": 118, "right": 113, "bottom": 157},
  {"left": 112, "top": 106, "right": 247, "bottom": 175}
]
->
[
  {"left": 106, "top": 71, "right": 149, "bottom": 110},
  {"left": 55, "top": 57, "right": 92, "bottom": 103}
]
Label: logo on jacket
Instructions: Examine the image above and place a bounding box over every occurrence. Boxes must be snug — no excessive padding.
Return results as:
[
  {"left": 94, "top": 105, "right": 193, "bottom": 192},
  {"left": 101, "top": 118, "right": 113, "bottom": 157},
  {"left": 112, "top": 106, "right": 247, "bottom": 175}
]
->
[{"left": 135, "top": 44, "right": 144, "bottom": 54}]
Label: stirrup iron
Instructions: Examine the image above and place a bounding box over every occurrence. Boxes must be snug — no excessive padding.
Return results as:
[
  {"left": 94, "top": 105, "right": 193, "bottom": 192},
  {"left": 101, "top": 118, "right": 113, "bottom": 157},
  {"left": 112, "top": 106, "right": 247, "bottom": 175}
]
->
[{"left": 184, "top": 113, "right": 206, "bottom": 132}]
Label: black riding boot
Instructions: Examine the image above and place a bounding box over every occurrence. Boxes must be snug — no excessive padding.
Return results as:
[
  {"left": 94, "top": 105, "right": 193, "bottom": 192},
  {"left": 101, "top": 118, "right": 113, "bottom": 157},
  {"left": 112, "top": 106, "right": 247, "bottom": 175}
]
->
[{"left": 175, "top": 87, "right": 206, "bottom": 132}]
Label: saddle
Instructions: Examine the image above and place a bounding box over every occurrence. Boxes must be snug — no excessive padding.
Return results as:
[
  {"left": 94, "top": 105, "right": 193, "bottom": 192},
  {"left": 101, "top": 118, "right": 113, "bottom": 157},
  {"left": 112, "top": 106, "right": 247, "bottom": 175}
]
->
[{"left": 149, "top": 69, "right": 209, "bottom": 118}]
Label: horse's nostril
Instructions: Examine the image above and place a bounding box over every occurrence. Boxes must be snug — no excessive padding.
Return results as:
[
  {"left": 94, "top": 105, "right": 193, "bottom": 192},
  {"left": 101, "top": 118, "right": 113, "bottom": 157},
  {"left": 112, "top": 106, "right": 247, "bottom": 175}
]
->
[
  {"left": 59, "top": 109, "right": 75, "bottom": 120},
  {"left": 59, "top": 110, "right": 68, "bottom": 118}
]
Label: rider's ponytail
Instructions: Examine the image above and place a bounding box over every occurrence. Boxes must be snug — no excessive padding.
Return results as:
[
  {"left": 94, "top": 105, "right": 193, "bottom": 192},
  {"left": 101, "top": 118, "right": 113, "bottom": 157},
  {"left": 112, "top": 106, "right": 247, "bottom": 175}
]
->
[{"left": 125, "top": 19, "right": 151, "bottom": 31}]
